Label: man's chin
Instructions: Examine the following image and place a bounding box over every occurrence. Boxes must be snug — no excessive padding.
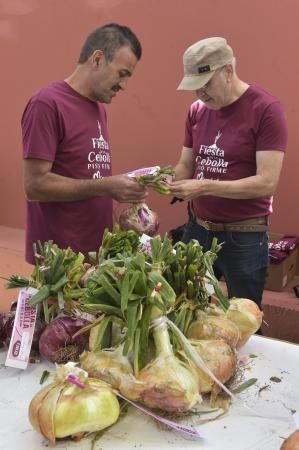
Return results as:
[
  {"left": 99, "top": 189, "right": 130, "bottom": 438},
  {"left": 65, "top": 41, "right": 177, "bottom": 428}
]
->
[
  {"left": 204, "top": 101, "right": 221, "bottom": 110},
  {"left": 97, "top": 95, "right": 113, "bottom": 104},
  {"left": 104, "top": 92, "right": 117, "bottom": 103}
]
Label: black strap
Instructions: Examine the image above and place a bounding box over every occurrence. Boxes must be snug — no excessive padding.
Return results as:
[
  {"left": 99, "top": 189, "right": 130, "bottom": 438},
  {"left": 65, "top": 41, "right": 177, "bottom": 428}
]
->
[
  {"left": 170, "top": 196, "right": 184, "bottom": 205},
  {"left": 187, "top": 201, "right": 195, "bottom": 222}
]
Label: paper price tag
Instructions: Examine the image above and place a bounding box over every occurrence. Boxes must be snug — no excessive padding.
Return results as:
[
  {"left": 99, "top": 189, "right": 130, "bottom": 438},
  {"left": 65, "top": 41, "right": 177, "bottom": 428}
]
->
[
  {"left": 127, "top": 166, "right": 160, "bottom": 178},
  {"left": 5, "top": 287, "right": 38, "bottom": 370}
]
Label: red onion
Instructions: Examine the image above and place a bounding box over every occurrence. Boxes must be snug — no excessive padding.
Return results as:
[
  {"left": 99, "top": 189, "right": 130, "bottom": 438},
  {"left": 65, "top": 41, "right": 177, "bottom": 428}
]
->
[
  {"left": 31, "top": 317, "right": 47, "bottom": 350},
  {"left": 0, "top": 302, "right": 18, "bottom": 347},
  {"left": 119, "top": 202, "right": 159, "bottom": 237},
  {"left": 38, "top": 316, "right": 91, "bottom": 363}
]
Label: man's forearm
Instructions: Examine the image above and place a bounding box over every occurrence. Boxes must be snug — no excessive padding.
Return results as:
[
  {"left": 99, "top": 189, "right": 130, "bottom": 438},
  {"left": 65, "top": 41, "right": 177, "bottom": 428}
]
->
[
  {"left": 25, "top": 171, "right": 111, "bottom": 202},
  {"left": 200, "top": 175, "right": 277, "bottom": 199},
  {"left": 173, "top": 162, "right": 194, "bottom": 181},
  {"left": 168, "top": 174, "right": 279, "bottom": 202}
]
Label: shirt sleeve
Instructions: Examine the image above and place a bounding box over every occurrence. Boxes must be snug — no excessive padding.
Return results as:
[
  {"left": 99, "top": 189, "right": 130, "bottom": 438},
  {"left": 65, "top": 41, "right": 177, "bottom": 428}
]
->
[
  {"left": 256, "top": 101, "right": 288, "bottom": 151},
  {"left": 22, "top": 99, "right": 62, "bottom": 161},
  {"left": 183, "top": 107, "right": 194, "bottom": 148}
]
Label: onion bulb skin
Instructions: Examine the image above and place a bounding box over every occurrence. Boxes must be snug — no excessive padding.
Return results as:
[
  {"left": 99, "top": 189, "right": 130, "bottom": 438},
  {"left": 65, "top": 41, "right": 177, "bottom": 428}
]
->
[
  {"left": 80, "top": 346, "right": 143, "bottom": 401},
  {"left": 190, "top": 339, "right": 237, "bottom": 394},
  {"left": 119, "top": 202, "right": 159, "bottom": 237},
  {"left": 29, "top": 365, "right": 119, "bottom": 444},
  {"left": 226, "top": 298, "right": 263, "bottom": 348},
  {"left": 187, "top": 311, "right": 240, "bottom": 348},
  {"left": 137, "top": 320, "right": 200, "bottom": 412}
]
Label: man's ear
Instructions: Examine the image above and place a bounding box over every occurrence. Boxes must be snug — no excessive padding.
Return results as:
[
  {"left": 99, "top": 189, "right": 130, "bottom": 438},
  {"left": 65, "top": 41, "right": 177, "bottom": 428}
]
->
[
  {"left": 91, "top": 49, "right": 104, "bottom": 67},
  {"left": 225, "top": 63, "right": 234, "bottom": 82}
]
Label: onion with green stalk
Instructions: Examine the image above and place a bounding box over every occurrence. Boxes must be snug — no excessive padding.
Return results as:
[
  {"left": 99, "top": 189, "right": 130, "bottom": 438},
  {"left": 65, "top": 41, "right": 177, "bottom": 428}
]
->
[
  {"left": 3, "top": 240, "right": 90, "bottom": 323},
  {"left": 80, "top": 236, "right": 201, "bottom": 412},
  {"left": 133, "top": 165, "right": 176, "bottom": 195},
  {"left": 165, "top": 238, "right": 231, "bottom": 338},
  {"left": 164, "top": 238, "right": 239, "bottom": 356},
  {"left": 137, "top": 314, "right": 201, "bottom": 412},
  {"left": 118, "top": 167, "right": 176, "bottom": 238},
  {"left": 165, "top": 239, "right": 240, "bottom": 347}
]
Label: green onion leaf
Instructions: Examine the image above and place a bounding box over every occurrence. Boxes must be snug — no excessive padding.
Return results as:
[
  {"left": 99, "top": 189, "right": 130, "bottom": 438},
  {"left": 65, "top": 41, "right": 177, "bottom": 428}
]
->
[
  {"left": 232, "top": 378, "right": 258, "bottom": 394},
  {"left": 40, "top": 370, "right": 50, "bottom": 385}
]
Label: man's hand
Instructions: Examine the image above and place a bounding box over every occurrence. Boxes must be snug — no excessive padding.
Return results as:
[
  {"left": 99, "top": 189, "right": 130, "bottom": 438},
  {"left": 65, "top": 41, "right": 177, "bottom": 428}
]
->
[
  {"left": 104, "top": 174, "right": 148, "bottom": 203},
  {"left": 159, "top": 173, "right": 174, "bottom": 184},
  {"left": 167, "top": 179, "right": 203, "bottom": 201}
]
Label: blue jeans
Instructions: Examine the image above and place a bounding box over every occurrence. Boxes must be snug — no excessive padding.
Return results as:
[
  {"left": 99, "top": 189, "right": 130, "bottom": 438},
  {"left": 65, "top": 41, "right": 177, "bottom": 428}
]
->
[{"left": 181, "top": 219, "right": 268, "bottom": 306}]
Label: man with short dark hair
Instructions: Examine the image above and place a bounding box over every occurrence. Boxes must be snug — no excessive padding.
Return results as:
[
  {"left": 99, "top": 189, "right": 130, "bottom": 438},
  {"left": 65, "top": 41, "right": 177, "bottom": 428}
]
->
[
  {"left": 167, "top": 37, "right": 287, "bottom": 305},
  {"left": 22, "top": 23, "right": 146, "bottom": 264}
]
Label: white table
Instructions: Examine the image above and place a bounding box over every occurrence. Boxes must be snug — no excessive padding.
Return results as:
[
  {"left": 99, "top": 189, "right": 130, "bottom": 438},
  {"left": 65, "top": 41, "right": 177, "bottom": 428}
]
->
[{"left": 0, "top": 335, "right": 298, "bottom": 450}]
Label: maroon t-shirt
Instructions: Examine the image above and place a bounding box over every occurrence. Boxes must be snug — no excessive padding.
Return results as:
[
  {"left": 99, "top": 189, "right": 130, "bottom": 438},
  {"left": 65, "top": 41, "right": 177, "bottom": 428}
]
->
[
  {"left": 184, "top": 85, "right": 288, "bottom": 222},
  {"left": 22, "top": 81, "right": 113, "bottom": 263}
]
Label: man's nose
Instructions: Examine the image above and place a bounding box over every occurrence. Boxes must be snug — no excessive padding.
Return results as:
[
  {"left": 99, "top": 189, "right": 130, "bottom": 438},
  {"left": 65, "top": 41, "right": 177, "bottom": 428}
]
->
[{"left": 119, "top": 78, "right": 129, "bottom": 90}]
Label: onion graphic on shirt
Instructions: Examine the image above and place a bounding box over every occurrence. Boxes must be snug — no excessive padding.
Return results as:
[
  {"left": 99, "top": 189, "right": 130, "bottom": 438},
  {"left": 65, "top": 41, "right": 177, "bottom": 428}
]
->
[{"left": 211, "top": 130, "right": 222, "bottom": 149}]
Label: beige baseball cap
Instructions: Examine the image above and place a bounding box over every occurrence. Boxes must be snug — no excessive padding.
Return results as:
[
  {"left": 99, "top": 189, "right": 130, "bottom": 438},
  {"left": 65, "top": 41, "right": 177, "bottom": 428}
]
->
[{"left": 177, "top": 37, "right": 234, "bottom": 91}]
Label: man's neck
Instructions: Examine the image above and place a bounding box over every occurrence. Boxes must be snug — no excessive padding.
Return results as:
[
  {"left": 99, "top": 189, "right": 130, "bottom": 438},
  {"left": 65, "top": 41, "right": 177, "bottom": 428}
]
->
[
  {"left": 65, "top": 66, "right": 93, "bottom": 100},
  {"left": 230, "top": 78, "right": 250, "bottom": 103}
]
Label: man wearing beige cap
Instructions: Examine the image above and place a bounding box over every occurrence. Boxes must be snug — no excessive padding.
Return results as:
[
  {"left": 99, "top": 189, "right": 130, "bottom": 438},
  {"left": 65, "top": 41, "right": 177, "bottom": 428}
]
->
[{"left": 167, "top": 37, "right": 287, "bottom": 306}]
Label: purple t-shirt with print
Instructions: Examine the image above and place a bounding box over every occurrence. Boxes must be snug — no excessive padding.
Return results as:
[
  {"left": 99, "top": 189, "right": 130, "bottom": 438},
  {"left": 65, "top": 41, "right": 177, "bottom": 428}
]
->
[
  {"left": 184, "top": 85, "right": 288, "bottom": 222},
  {"left": 22, "top": 81, "right": 113, "bottom": 263}
]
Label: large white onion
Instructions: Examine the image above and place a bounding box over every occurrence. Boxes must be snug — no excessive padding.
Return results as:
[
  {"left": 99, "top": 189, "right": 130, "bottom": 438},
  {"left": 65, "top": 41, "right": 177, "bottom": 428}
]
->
[
  {"left": 226, "top": 298, "right": 263, "bottom": 348},
  {"left": 29, "top": 363, "right": 119, "bottom": 444}
]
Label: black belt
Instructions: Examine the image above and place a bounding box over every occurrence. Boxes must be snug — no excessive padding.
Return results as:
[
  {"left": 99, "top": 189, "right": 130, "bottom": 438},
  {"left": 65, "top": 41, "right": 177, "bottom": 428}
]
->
[{"left": 195, "top": 216, "right": 268, "bottom": 232}]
